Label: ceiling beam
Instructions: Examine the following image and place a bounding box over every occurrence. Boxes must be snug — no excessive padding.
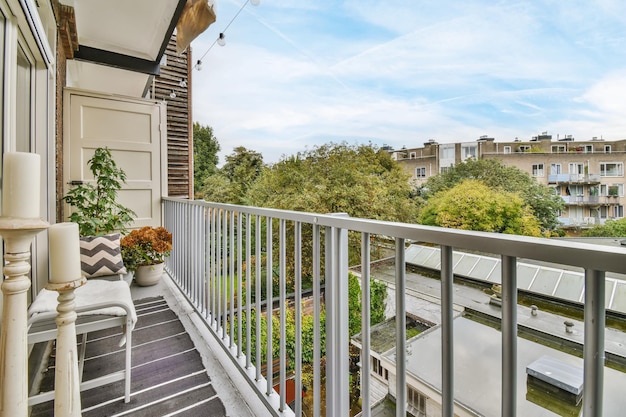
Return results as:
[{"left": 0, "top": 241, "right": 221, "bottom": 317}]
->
[
  {"left": 73, "top": 46, "right": 162, "bottom": 75},
  {"left": 72, "top": 0, "right": 187, "bottom": 76}
]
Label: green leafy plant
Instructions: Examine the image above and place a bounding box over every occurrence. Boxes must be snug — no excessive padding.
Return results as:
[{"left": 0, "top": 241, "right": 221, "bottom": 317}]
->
[
  {"left": 64, "top": 147, "right": 136, "bottom": 236},
  {"left": 120, "top": 226, "right": 172, "bottom": 273}
]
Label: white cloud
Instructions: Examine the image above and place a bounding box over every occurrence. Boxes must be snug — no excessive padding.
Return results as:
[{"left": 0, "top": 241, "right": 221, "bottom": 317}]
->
[{"left": 191, "top": 1, "right": 626, "bottom": 164}]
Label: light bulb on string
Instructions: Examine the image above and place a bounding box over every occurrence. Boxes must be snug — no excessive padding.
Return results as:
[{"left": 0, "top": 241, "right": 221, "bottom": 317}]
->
[
  {"left": 170, "top": 90, "right": 177, "bottom": 99},
  {"left": 179, "top": 79, "right": 187, "bottom": 88},
  {"left": 196, "top": 60, "right": 203, "bottom": 71},
  {"left": 217, "top": 33, "right": 226, "bottom": 46}
]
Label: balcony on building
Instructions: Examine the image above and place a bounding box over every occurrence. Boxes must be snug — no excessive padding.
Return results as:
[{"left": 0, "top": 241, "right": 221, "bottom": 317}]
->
[{"left": 548, "top": 173, "right": 602, "bottom": 184}]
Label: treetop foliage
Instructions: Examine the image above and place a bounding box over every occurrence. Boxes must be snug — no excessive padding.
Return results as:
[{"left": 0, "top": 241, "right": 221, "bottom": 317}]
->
[
  {"left": 193, "top": 122, "right": 220, "bottom": 195},
  {"left": 420, "top": 158, "right": 564, "bottom": 233},
  {"left": 419, "top": 179, "right": 543, "bottom": 236},
  {"left": 246, "top": 142, "right": 419, "bottom": 223},
  {"left": 582, "top": 218, "right": 626, "bottom": 237}
]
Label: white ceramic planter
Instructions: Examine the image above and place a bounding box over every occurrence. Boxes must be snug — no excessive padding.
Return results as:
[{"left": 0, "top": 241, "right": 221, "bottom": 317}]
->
[{"left": 134, "top": 262, "right": 164, "bottom": 287}]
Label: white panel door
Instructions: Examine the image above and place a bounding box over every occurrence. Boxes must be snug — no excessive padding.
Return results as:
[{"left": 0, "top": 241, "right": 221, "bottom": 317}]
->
[{"left": 63, "top": 89, "right": 166, "bottom": 229}]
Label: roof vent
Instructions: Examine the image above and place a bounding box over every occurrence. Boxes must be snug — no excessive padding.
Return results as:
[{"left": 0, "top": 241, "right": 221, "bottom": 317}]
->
[{"left": 526, "top": 356, "right": 583, "bottom": 406}]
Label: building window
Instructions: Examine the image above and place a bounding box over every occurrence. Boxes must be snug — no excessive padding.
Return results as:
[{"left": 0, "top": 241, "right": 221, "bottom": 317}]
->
[
  {"left": 600, "top": 184, "right": 623, "bottom": 196},
  {"left": 441, "top": 144, "right": 455, "bottom": 159},
  {"left": 461, "top": 144, "right": 477, "bottom": 160},
  {"left": 614, "top": 206, "right": 624, "bottom": 218},
  {"left": 519, "top": 145, "right": 531, "bottom": 152},
  {"left": 551, "top": 145, "right": 566, "bottom": 153},
  {"left": 605, "top": 145, "right": 612, "bottom": 153},
  {"left": 410, "top": 152, "right": 417, "bottom": 159},
  {"left": 600, "top": 163, "right": 624, "bottom": 177},
  {"left": 372, "top": 357, "right": 388, "bottom": 381},
  {"left": 408, "top": 387, "right": 426, "bottom": 417},
  {"left": 503, "top": 146, "right": 511, "bottom": 154},
  {"left": 601, "top": 206, "right": 608, "bottom": 219},
  {"left": 16, "top": 42, "right": 34, "bottom": 152},
  {"left": 532, "top": 163, "right": 544, "bottom": 177},
  {"left": 569, "top": 163, "right": 584, "bottom": 175},
  {"left": 416, "top": 167, "right": 426, "bottom": 178},
  {"left": 550, "top": 163, "right": 561, "bottom": 175},
  {"left": 584, "top": 145, "right": 593, "bottom": 153},
  {"left": 440, "top": 166, "right": 451, "bottom": 174}
]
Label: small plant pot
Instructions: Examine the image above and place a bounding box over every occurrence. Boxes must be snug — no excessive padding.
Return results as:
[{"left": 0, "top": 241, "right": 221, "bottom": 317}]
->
[{"left": 134, "top": 262, "right": 164, "bottom": 287}]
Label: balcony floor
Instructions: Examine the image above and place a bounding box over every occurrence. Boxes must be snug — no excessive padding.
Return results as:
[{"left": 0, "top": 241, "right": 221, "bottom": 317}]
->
[{"left": 29, "top": 277, "right": 260, "bottom": 417}]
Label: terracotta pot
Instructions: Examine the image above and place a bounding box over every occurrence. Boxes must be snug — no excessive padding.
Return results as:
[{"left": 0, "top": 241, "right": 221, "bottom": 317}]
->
[{"left": 134, "top": 262, "right": 164, "bottom": 286}]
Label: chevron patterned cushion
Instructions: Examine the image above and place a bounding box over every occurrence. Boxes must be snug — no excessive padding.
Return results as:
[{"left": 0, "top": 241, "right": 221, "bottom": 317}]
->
[{"left": 80, "top": 233, "right": 127, "bottom": 278}]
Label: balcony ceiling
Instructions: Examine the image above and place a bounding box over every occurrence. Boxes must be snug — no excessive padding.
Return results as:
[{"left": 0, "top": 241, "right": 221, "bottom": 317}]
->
[{"left": 61, "top": 0, "right": 187, "bottom": 97}]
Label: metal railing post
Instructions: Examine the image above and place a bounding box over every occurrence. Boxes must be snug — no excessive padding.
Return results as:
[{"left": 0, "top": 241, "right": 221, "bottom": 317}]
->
[
  {"left": 325, "top": 214, "right": 349, "bottom": 417},
  {"left": 501, "top": 255, "right": 517, "bottom": 417},
  {"left": 584, "top": 269, "right": 605, "bottom": 417},
  {"left": 395, "top": 238, "right": 406, "bottom": 417},
  {"left": 441, "top": 245, "right": 454, "bottom": 417}
]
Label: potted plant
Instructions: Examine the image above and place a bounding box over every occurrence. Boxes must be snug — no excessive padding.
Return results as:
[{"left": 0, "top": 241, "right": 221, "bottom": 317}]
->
[
  {"left": 64, "top": 148, "right": 136, "bottom": 280},
  {"left": 63, "top": 147, "right": 135, "bottom": 236},
  {"left": 121, "top": 226, "right": 172, "bottom": 286}
]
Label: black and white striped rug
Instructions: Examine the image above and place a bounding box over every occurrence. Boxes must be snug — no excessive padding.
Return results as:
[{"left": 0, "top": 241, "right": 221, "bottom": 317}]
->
[{"left": 31, "top": 297, "right": 226, "bottom": 417}]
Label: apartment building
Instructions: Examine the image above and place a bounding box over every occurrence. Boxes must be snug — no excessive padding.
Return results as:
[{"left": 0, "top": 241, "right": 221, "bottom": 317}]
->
[{"left": 393, "top": 134, "right": 626, "bottom": 229}]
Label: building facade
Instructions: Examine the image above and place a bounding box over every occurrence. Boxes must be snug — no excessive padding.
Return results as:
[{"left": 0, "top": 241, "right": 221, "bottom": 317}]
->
[{"left": 393, "top": 135, "right": 626, "bottom": 229}]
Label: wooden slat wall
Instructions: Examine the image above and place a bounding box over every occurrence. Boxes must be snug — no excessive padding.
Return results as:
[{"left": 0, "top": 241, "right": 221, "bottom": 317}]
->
[{"left": 155, "top": 35, "right": 193, "bottom": 198}]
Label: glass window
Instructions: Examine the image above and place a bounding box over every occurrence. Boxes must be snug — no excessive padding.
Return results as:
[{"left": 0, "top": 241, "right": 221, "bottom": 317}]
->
[
  {"left": 569, "top": 163, "right": 584, "bottom": 175},
  {"left": 600, "top": 163, "right": 624, "bottom": 177},
  {"left": 584, "top": 145, "right": 593, "bottom": 153},
  {"left": 409, "top": 152, "right": 416, "bottom": 159},
  {"left": 503, "top": 146, "right": 511, "bottom": 154},
  {"left": 550, "top": 164, "right": 561, "bottom": 175},
  {"left": 519, "top": 145, "right": 531, "bottom": 152},
  {"left": 415, "top": 167, "right": 426, "bottom": 178},
  {"left": 16, "top": 43, "right": 33, "bottom": 152},
  {"left": 461, "top": 144, "right": 477, "bottom": 160},
  {"left": 551, "top": 145, "right": 566, "bottom": 153},
  {"left": 441, "top": 144, "right": 455, "bottom": 159},
  {"left": 614, "top": 206, "right": 624, "bottom": 218},
  {"left": 605, "top": 145, "right": 612, "bottom": 153},
  {"left": 532, "top": 163, "right": 544, "bottom": 177}
]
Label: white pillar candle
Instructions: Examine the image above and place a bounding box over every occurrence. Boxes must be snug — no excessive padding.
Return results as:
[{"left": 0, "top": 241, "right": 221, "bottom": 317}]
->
[
  {"left": 49, "top": 222, "right": 82, "bottom": 284},
  {"left": 1, "top": 152, "right": 41, "bottom": 218}
]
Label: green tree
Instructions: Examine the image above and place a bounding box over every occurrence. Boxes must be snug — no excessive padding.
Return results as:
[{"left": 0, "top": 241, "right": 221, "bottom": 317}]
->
[
  {"left": 193, "top": 122, "right": 220, "bottom": 195},
  {"left": 246, "top": 142, "right": 419, "bottom": 286},
  {"left": 348, "top": 272, "right": 387, "bottom": 336},
  {"left": 582, "top": 218, "right": 626, "bottom": 237},
  {"left": 420, "top": 158, "right": 563, "bottom": 233},
  {"left": 197, "top": 146, "right": 264, "bottom": 204},
  {"left": 419, "top": 179, "right": 543, "bottom": 236},
  {"left": 247, "top": 143, "right": 418, "bottom": 222},
  {"left": 223, "top": 146, "right": 264, "bottom": 204}
]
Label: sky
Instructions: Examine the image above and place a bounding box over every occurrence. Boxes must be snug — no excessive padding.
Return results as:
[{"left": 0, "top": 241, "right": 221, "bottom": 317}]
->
[{"left": 190, "top": 0, "right": 626, "bottom": 165}]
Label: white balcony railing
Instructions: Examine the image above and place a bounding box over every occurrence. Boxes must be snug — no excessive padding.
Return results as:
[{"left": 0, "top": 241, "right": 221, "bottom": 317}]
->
[{"left": 163, "top": 197, "right": 626, "bottom": 417}]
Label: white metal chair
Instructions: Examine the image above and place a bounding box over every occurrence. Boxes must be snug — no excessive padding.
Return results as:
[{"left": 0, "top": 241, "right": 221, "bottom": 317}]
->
[{"left": 27, "top": 277, "right": 136, "bottom": 405}]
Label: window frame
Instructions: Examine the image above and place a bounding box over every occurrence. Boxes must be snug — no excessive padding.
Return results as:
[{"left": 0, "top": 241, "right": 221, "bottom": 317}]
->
[
  {"left": 532, "top": 163, "right": 545, "bottom": 177},
  {"left": 600, "top": 162, "right": 624, "bottom": 177}
]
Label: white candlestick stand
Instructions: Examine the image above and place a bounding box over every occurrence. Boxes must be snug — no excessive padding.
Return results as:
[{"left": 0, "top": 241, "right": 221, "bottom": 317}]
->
[
  {"left": 0, "top": 218, "right": 49, "bottom": 417},
  {"left": 47, "top": 277, "right": 86, "bottom": 417}
]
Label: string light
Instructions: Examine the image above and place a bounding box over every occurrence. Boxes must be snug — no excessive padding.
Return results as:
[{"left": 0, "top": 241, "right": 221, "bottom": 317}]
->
[{"left": 195, "top": 0, "right": 260, "bottom": 71}]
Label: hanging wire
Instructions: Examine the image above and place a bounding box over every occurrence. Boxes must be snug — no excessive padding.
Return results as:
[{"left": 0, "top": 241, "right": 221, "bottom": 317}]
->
[{"left": 195, "top": 0, "right": 257, "bottom": 69}]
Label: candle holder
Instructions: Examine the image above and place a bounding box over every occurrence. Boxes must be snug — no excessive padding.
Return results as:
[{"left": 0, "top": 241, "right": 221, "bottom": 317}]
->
[
  {"left": 46, "top": 277, "right": 86, "bottom": 417},
  {"left": 0, "top": 217, "right": 49, "bottom": 417}
]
